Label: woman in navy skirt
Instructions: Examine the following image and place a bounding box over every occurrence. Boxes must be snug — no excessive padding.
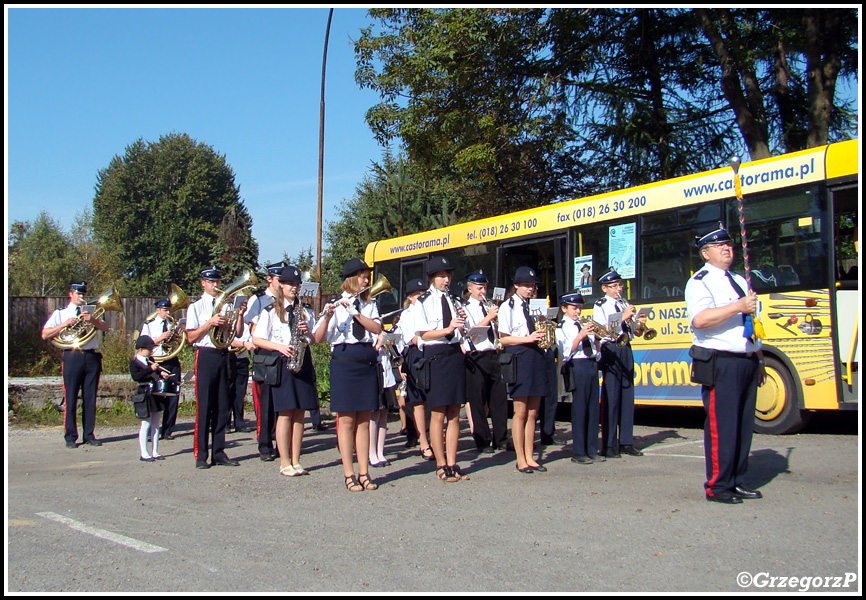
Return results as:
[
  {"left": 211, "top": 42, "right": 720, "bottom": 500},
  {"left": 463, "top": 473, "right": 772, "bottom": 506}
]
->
[
  {"left": 414, "top": 255, "right": 470, "bottom": 483},
  {"left": 313, "top": 258, "right": 382, "bottom": 492},
  {"left": 498, "top": 266, "right": 550, "bottom": 474},
  {"left": 251, "top": 266, "right": 318, "bottom": 478}
]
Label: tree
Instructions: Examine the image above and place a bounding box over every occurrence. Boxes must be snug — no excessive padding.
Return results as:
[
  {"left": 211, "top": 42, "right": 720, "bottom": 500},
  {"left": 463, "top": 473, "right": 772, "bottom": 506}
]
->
[
  {"left": 322, "top": 150, "right": 461, "bottom": 290},
  {"left": 8, "top": 211, "right": 79, "bottom": 296},
  {"left": 92, "top": 133, "right": 259, "bottom": 296},
  {"left": 356, "top": 8, "right": 858, "bottom": 213}
]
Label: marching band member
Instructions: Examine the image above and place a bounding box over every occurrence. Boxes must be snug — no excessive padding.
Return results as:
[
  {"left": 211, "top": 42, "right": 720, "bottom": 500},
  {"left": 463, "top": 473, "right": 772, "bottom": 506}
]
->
[
  {"left": 185, "top": 266, "right": 244, "bottom": 469},
  {"left": 244, "top": 261, "right": 287, "bottom": 461},
  {"left": 129, "top": 335, "right": 171, "bottom": 461},
  {"left": 398, "top": 279, "right": 427, "bottom": 452},
  {"left": 461, "top": 269, "right": 508, "bottom": 454},
  {"left": 498, "top": 267, "right": 550, "bottom": 474},
  {"left": 685, "top": 224, "right": 766, "bottom": 504},
  {"left": 370, "top": 331, "right": 397, "bottom": 468},
  {"left": 251, "top": 266, "right": 317, "bottom": 478},
  {"left": 592, "top": 268, "right": 645, "bottom": 458},
  {"left": 42, "top": 281, "right": 110, "bottom": 448},
  {"left": 138, "top": 298, "right": 182, "bottom": 441},
  {"left": 313, "top": 258, "right": 382, "bottom": 492},
  {"left": 555, "top": 291, "right": 604, "bottom": 465},
  {"left": 414, "top": 255, "right": 469, "bottom": 483}
]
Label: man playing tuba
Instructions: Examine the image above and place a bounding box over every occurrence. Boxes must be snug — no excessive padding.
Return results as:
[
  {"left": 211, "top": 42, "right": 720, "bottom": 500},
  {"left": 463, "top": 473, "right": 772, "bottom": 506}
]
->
[
  {"left": 42, "top": 281, "right": 111, "bottom": 449},
  {"left": 185, "top": 266, "right": 247, "bottom": 469}
]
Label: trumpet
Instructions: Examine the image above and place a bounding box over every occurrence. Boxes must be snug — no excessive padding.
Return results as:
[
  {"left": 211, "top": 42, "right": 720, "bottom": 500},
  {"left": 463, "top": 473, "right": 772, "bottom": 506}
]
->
[
  {"left": 581, "top": 317, "right": 629, "bottom": 347},
  {"left": 616, "top": 293, "right": 657, "bottom": 341},
  {"left": 318, "top": 274, "right": 393, "bottom": 318}
]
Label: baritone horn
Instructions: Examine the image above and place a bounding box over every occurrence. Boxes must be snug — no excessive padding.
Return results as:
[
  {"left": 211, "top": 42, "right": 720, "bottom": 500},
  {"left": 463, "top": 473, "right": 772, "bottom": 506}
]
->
[
  {"left": 209, "top": 268, "right": 258, "bottom": 349},
  {"left": 51, "top": 282, "right": 123, "bottom": 350}
]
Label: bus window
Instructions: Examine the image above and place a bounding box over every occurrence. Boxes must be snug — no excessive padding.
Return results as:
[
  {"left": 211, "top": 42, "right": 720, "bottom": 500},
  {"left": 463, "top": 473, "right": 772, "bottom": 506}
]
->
[
  {"left": 726, "top": 184, "right": 829, "bottom": 291},
  {"left": 571, "top": 223, "right": 609, "bottom": 304},
  {"left": 501, "top": 237, "right": 565, "bottom": 307},
  {"left": 832, "top": 185, "right": 858, "bottom": 286},
  {"left": 436, "top": 244, "right": 496, "bottom": 301}
]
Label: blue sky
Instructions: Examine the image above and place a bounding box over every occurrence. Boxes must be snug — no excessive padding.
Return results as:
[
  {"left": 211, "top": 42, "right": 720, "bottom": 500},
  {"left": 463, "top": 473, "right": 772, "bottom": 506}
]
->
[{"left": 7, "top": 6, "right": 386, "bottom": 268}]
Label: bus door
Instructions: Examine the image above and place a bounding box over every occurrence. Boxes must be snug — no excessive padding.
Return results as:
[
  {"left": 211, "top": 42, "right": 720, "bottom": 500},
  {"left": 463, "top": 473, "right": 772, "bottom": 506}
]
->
[
  {"left": 831, "top": 183, "right": 859, "bottom": 402},
  {"left": 498, "top": 236, "right": 567, "bottom": 311}
]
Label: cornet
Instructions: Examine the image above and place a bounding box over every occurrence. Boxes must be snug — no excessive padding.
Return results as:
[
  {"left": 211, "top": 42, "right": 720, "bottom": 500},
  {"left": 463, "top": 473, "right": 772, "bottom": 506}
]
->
[{"left": 616, "top": 293, "right": 657, "bottom": 341}]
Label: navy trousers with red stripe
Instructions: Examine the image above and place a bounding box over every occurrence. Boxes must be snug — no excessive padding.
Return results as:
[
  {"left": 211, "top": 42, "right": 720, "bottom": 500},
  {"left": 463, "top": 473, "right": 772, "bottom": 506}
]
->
[
  {"left": 702, "top": 354, "right": 760, "bottom": 497},
  {"left": 194, "top": 348, "right": 231, "bottom": 462}
]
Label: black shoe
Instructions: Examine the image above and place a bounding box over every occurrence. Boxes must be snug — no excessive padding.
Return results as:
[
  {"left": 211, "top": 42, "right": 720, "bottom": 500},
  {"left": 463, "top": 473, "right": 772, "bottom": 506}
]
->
[
  {"left": 587, "top": 454, "right": 606, "bottom": 462},
  {"left": 260, "top": 452, "right": 276, "bottom": 462},
  {"left": 733, "top": 485, "right": 763, "bottom": 499},
  {"left": 529, "top": 464, "right": 548, "bottom": 472},
  {"left": 195, "top": 460, "right": 211, "bottom": 469},
  {"left": 84, "top": 438, "right": 102, "bottom": 447},
  {"left": 540, "top": 436, "right": 566, "bottom": 447},
  {"left": 240, "top": 425, "right": 255, "bottom": 433},
  {"left": 66, "top": 441, "right": 77, "bottom": 449},
  {"left": 571, "top": 455, "right": 593, "bottom": 464},
  {"left": 621, "top": 445, "right": 643, "bottom": 457},
  {"left": 212, "top": 455, "right": 240, "bottom": 467},
  {"left": 516, "top": 465, "right": 534, "bottom": 474},
  {"left": 707, "top": 492, "right": 743, "bottom": 504},
  {"left": 315, "top": 423, "right": 330, "bottom": 431},
  {"left": 478, "top": 446, "right": 495, "bottom": 454},
  {"left": 604, "top": 448, "right": 621, "bottom": 459}
]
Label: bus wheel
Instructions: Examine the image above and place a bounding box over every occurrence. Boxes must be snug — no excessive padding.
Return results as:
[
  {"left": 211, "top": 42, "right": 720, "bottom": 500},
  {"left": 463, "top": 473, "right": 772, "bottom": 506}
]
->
[{"left": 754, "top": 356, "right": 811, "bottom": 435}]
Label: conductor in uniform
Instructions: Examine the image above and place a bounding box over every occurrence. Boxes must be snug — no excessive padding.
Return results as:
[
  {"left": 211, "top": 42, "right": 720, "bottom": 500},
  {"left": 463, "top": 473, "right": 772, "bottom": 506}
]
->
[{"left": 685, "top": 224, "right": 766, "bottom": 504}]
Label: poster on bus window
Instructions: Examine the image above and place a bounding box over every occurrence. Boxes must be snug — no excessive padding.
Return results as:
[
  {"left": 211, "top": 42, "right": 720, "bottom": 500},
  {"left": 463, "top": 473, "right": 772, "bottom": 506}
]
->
[
  {"left": 609, "top": 223, "right": 636, "bottom": 279},
  {"left": 573, "top": 255, "right": 594, "bottom": 297}
]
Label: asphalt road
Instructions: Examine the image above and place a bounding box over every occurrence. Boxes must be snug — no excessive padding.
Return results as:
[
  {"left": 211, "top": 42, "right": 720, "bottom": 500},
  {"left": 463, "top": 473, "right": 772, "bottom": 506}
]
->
[{"left": 6, "top": 412, "right": 860, "bottom": 593}]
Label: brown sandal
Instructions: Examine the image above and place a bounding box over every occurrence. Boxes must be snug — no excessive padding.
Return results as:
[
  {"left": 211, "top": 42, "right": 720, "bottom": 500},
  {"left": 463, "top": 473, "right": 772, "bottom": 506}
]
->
[
  {"left": 358, "top": 473, "right": 378, "bottom": 490},
  {"left": 345, "top": 475, "right": 363, "bottom": 492},
  {"left": 449, "top": 464, "right": 470, "bottom": 481},
  {"left": 436, "top": 465, "right": 458, "bottom": 483}
]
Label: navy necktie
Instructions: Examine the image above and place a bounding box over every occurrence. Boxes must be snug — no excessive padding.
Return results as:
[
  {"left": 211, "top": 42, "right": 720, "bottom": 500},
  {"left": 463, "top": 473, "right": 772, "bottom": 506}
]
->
[
  {"left": 162, "top": 319, "right": 169, "bottom": 333},
  {"left": 441, "top": 294, "right": 454, "bottom": 341},
  {"left": 576, "top": 320, "right": 593, "bottom": 357},
  {"left": 352, "top": 299, "right": 365, "bottom": 340},
  {"left": 75, "top": 306, "right": 81, "bottom": 316},
  {"left": 725, "top": 271, "right": 747, "bottom": 324},
  {"left": 522, "top": 300, "right": 535, "bottom": 332},
  {"left": 480, "top": 302, "right": 495, "bottom": 343}
]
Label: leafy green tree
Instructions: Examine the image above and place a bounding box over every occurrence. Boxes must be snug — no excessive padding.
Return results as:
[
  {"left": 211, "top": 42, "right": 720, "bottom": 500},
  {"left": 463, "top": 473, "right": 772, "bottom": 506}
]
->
[
  {"left": 322, "top": 150, "right": 461, "bottom": 290},
  {"left": 8, "top": 211, "right": 80, "bottom": 296},
  {"left": 92, "top": 133, "right": 258, "bottom": 296},
  {"left": 356, "top": 8, "right": 858, "bottom": 212}
]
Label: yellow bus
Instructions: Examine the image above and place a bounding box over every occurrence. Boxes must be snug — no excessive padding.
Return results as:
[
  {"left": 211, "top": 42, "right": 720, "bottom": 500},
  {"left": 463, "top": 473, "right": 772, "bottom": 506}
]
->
[{"left": 365, "top": 140, "right": 859, "bottom": 434}]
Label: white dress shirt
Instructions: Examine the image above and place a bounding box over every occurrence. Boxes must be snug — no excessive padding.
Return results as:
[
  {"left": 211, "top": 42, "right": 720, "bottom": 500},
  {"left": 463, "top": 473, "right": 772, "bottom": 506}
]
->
[
  {"left": 43, "top": 303, "right": 100, "bottom": 351},
  {"left": 315, "top": 292, "right": 381, "bottom": 348},
  {"left": 414, "top": 286, "right": 464, "bottom": 348}
]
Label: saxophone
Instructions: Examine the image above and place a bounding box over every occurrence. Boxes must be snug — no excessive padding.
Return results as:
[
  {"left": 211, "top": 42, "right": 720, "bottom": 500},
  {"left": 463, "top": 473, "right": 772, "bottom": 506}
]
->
[{"left": 286, "top": 301, "right": 309, "bottom": 373}]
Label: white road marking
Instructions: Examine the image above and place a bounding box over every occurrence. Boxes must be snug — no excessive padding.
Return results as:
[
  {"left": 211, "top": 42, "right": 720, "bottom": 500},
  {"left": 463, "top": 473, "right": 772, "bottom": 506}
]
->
[
  {"left": 644, "top": 453, "right": 705, "bottom": 460},
  {"left": 641, "top": 439, "right": 704, "bottom": 453},
  {"left": 36, "top": 512, "right": 167, "bottom": 553}
]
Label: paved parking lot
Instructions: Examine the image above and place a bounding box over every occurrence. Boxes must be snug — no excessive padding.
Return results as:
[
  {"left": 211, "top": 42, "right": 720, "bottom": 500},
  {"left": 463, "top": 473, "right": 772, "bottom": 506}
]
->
[{"left": 6, "top": 411, "right": 860, "bottom": 593}]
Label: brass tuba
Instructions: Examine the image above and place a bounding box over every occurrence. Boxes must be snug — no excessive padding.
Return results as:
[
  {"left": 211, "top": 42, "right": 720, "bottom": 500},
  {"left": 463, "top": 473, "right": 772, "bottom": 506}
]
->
[
  {"left": 209, "top": 268, "right": 258, "bottom": 349},
  {"left": 134, "top": 284, "right": 190, "bottom": 362},
  {"left": 51, "top": 283, "right": 124, "bottom": 350}
]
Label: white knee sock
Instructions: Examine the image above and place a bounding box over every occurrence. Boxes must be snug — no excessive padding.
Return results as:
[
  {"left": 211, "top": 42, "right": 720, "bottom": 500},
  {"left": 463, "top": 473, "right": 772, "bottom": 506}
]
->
[
  {"left": 139, "top": 419, "right": 152, "bottom": 459},
  {"left": 150, "top": 413, "right": 162, "bottom": 456}
]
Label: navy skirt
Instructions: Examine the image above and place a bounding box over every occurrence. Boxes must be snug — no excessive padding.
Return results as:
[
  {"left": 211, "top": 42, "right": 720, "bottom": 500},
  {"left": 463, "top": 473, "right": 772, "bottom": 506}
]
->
[
  {"left": 270, "top": 348, "right": 318, "bottom": 413},
  {"left": 507, "top": 344, "right": 551, "bottom": 398},
  {"left": 403, "top": 346, "right": 424, "bottom": 405},
  {"left": 423, "top": 343, "right": 466, "bottom": 409},
  {"left": 329, "top": 343, "right": 379, "bottom": 413}
]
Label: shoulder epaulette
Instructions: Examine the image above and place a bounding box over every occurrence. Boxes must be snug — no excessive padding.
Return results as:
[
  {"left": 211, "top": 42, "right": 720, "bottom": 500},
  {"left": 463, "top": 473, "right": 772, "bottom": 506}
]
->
[
  {"left": 263, "top": 303, "right": 274, "bottom": 312},
  {"left": 418, "top": 290, "right": 432, "bottom": 302},
  {"left": 694, "top": 270, "right": 709, "bottom": 281},
  {"left": 508, "top": 297, "right": 515, "bottom": 309},
  {"left": 255, "top": 290, "right": 267, "bottom": 297},
  {"left": 594, "top": 298, "right": 606, "bottom": 307}
]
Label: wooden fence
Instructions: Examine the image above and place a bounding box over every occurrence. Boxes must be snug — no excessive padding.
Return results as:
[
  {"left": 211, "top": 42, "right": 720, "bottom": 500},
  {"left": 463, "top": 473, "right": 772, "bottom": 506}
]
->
[{"left": 9, "top": 296, "right": 191, "bottom": 340}]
